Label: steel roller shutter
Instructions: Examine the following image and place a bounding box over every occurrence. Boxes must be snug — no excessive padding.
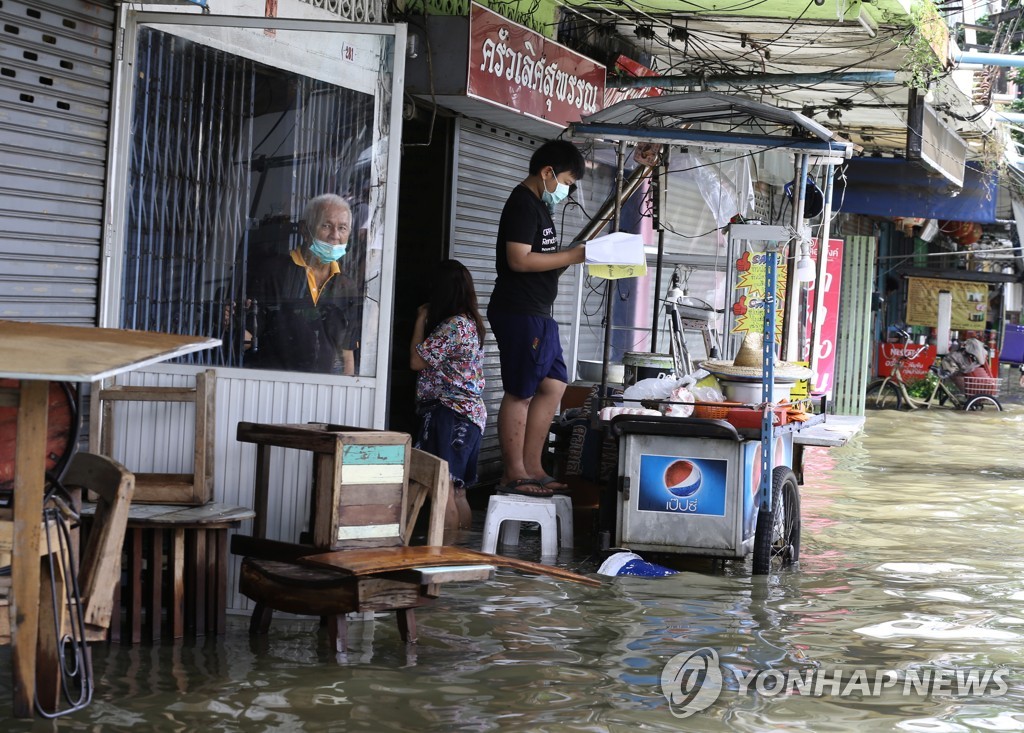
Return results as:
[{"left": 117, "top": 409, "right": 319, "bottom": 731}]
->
[{"left": 0, "top": 0, "right": 114, "bottom": 323}]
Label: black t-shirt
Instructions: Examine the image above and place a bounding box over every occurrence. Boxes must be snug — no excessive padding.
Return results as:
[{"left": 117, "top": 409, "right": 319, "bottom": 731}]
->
[
  {"left": 246, "top": 251, "right": 360, "bottom": 373},
  {"left": 488, "top": 184, "right": 563, "bottom": 317}
]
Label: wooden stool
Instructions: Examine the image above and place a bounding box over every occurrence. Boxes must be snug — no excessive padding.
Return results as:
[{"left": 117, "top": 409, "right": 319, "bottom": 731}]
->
[{"left": 81, "top": 502, "right": 253, "bottom": 643}]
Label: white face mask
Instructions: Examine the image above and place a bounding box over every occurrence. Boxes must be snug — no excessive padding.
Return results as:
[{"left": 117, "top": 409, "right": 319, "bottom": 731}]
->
[
  {"left": 309, "top": 238, "right": 348, "bottom": 263},
  {"left": 541, "top": 179, "right": 570, "bottom": 207}
]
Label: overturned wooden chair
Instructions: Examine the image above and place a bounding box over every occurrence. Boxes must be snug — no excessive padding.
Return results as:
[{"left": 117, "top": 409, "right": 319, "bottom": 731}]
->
[{"left": 232, "top": 423, "right": 598, "bottom": 653}]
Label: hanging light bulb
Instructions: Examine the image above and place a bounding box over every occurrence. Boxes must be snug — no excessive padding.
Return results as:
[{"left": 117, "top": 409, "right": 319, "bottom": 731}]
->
[{"left": 796, "top": 241, "right": 816, "bottom": 283}]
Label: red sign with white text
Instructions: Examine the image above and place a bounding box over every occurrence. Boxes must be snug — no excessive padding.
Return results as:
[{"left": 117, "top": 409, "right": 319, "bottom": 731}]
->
[
  {"left": 468, "top": 3, "right": 605, "bottom": 127},
  {"left": 877, "top": 344, "right": 937, "bottom": 381},
  {"left": 801, "top": 238, "right": 844, "bottom": 396}
]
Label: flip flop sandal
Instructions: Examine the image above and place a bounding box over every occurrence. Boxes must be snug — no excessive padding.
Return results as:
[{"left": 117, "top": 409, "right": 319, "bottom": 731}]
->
[
  {"left": 498, "top": 478, "right": 554, "bottom": 498},
  {"left": 537, "top": 475, "right": 571, "bottom": 495}
]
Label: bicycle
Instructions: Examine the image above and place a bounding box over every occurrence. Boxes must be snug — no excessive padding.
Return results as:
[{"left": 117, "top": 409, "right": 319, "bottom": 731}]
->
[{"left": 866, "top": 331, "right": 1003, "bottom": 412}]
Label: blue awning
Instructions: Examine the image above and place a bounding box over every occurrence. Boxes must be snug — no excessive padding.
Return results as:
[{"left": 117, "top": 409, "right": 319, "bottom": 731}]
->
[{"left": 836, "top": 158, "right": 997, "bottom": 223}]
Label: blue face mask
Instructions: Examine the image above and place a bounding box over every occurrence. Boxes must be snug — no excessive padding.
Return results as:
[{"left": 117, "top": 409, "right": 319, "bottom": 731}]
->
[
  {"left": 541, "top": 176, "right": 570, "bottom": 207},
  {"left": 309, "top": 238, "right": 348, "bottom": 263}
]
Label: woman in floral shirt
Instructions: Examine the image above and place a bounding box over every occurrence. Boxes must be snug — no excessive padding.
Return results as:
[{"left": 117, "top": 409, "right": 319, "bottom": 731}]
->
[{"left": 410, "top": 260, "right": 486, "bottom": 530}]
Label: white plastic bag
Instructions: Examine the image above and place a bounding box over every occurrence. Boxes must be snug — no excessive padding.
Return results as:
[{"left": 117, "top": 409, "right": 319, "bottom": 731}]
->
[
  {"left": 691, "top": 385, "right": 725, "bottom": 403},
  {"left": 623, "top": 376, "right": 683, "bottom": 402},
  {"left": 662, "top": 386, "right": 695, "bottom": 418}
]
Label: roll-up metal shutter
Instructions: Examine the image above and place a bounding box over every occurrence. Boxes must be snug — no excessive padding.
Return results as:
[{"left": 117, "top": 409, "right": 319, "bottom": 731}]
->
[
  {"left": 0, "top": 0, "right": 114, "bottom": 323},
  {"left": 452, "top": 119, "right": 540, "bottom": 478}
]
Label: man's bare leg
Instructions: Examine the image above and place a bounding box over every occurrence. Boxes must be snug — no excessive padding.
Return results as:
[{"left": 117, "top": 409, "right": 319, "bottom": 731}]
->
[
  {"left": 523, "top": 377, "right": 566, "bottom": 479},
  {"left": 497, "top": 392, "right": 531, "bottom": 484}
]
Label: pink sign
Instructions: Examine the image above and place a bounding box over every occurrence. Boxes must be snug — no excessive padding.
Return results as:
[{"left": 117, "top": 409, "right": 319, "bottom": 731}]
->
[
  {"left": 801, "top": 238, "right": 844, "bottom": 395},
  {"left": 468, "top": 3, "right": 605, "bottom": 127}
]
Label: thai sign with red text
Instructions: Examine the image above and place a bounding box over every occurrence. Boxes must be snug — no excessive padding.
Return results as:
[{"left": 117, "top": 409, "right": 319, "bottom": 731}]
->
[
  {"left": 468, "top": 2, "right": 605, "bottom": 127},
  {"left": 801, "top": 238, "right": 844, "bottom": 395},
  {"left": 877, "top": 344, "right": 936, "bottom": 381}
]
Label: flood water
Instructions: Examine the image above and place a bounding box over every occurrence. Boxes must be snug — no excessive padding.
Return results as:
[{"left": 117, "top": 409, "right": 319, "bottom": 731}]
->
[{"left": 4, "top": 407, "right": 1024, "bottom": 732}]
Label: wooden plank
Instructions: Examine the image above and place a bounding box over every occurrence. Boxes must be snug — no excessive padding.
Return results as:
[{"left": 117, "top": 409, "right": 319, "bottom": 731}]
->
[
  {"left": 355, "top": 578, "right": 425, "bottom": 612},
  {"left": 341, "top": 444, "right": 406, "bottom": 465},
  {"left": 11, "top": 378, "right": 48, "bottom": 717},
  {"left": 80, "top": 502, "right": 255, "bottom": 528},
  {"left": 128, "top": 527, "right": 144, "bottom": 645},
  {"left": 253, "top": 444, "right": 271, "bottom": 540},
  {"left": 301, "top": 545, "right": 603, "bottom": 587},
  {"left": 409, "top": 450, "right": 449, "bottom": 548},
  {"left": 340, "top": 463, "right": 405, "bottom": 485},
  {"left": 170, "top": 528, "right": 185, "bottom": 639},
  {"left": 336, "top": 503, "right": 402, "bottom": 529},
  {"left": 195, "top": 371, "right": 215, "bottom": 506},
  {"left": 230, "top": 534, "right": 318, "bottom": 562},
  {"left": 335, "top": 484, "right": 403, "bottom": 507},
  {"left": 383, "top": 565, "right": 496, "bottom": 584},
  {"left": 336, "top": 523, "right": 401, "bottom": 541},
  {"left": 313, "top": 453, "right": 341, "bottom": 549},
  {"left": 97, "top": 387, "right": 197, "bottom": 402},
  {"left": 149, "top": 529, "right": 163, "bottom": 642},
  {"left": 0, "top": 320, "right": 220, "bottom": 383}
]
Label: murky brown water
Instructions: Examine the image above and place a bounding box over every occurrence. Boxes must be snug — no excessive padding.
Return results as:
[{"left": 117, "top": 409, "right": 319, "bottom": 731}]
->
[{"left": 4, "top": 407, "right": 1024, "bottom": 731}]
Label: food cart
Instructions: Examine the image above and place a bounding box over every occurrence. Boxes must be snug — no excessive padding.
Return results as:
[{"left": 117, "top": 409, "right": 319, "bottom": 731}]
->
[{"left": 568, "top": 93, "right": 853, "bottom": 573}]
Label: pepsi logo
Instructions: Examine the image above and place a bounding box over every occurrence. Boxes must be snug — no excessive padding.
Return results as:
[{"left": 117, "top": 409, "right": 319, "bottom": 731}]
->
[{"left": 664, "top": 459, "right": 702, "bottom": 498}]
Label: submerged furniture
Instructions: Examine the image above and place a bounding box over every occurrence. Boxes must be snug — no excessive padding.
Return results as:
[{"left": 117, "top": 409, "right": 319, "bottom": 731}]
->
[
  {"left": 232, "top": 422, "right": 600, "bottom": 652},
  {"left": 481, "top": 493, "right": 574, "bottom": 557},
  {"left": 89, "top": 369, "right": 253, "bottom": 642},
  {"left": 92, "top": 370, "right": 216, "bottom": 505},
  {"left": 232, "top": 423, "right": 472, "bottom": 650},
  {"left": 0, "top": 319, "right": 218, "bottom": 718},
  {"left": 80, "top": 501, "right": 254, "bottom": 642}
]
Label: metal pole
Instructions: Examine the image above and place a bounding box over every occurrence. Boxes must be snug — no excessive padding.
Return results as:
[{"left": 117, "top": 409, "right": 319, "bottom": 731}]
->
[
  {"left": 782, "top": 154, "right": 808, "bottom": 361},
  {"left": 600, "top": 141, "right": 626, "bottom": 396},
  {"left": 606, "top": 70, "right": 898, "bottom": 89},
  {"left": 572, "top": 164, "right": 653, "bottom": 244},
  {"left": 651, "top": 155, "right": 668, "bottom": 352},
  {"left": 760, "top": 247, "right": 777, "bottom": 512}
]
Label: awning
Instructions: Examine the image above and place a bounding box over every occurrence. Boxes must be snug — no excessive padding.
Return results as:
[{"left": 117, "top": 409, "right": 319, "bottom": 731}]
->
[{"left": 836, "top": 158, "right": 997, "bottom": 222}]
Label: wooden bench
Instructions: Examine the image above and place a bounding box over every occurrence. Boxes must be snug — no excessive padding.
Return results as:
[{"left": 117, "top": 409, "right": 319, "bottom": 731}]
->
[{"left": 80, "top": 501, "right": 253, "bottom": 643}]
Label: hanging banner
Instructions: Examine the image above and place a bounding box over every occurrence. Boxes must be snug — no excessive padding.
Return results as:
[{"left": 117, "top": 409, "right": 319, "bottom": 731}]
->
[
  {"left": 906, "top": 277, "right": 989, "bottom": 330},
  {"left": 468, "top": 2, "right": 605, "bottom": 127},
  {"left": 731, "top": 250, "right": 787, "bottom": 338},
  {"left": 801, "top": 238, "right": 844, "bottom": 395}
]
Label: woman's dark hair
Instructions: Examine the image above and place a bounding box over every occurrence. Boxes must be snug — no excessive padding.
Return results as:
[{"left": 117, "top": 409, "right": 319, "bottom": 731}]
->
[
  {"left": 425, "top": 259, "right": 486, "bottom": 346},
  {"left": 529, "top": 139, "right": 586, "bottom": 180}
]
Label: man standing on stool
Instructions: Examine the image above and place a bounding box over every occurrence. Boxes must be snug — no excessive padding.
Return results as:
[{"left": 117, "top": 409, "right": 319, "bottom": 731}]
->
[{"left": 487, "top": 140, "right": 586, "bottom": 498}]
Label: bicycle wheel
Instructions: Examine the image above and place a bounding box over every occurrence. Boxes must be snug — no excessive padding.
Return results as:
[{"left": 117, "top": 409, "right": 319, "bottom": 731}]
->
[
  {"left": 965, "top": 395, "right": 1002, "bottom": 411},
  {"left": 865, "top": 380, "right": 902, "bottom": 409},
  {"left": 752, "top": 467, "right": 801, "bottom": 575}
]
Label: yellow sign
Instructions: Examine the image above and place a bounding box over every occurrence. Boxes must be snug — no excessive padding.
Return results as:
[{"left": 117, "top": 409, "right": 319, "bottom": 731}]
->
[
  {"left": 788, "top": 361, "right": 811, "bottom": 402},
  {"left": 906, "top": 277, "right": 988, "bottom": 330},
  {"left": 587, "top": 262, "right": 648, "bottom": 280}
]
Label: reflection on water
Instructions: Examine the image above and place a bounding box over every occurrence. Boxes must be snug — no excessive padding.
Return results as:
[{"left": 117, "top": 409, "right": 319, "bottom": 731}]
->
[{"left": 3, "top": 409, "right": 1024, "bottom": 731}]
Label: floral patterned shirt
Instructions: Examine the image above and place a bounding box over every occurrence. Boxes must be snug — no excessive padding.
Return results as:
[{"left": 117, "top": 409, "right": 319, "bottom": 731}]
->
[{"left": 415, "top": 315, "right": 487, "bottom": 431}]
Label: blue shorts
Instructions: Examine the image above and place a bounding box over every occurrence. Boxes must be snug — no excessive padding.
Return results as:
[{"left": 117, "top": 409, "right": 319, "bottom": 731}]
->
[
  {"left": 488, "top": 311, "right": 568, "bottom": 398},
  {"left": 414, "top": 403, "right": 481, "bottom": 489}
]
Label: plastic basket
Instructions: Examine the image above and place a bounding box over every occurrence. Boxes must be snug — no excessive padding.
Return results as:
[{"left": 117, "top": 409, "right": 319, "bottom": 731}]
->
[
  {"left": 694, "top": 402, "right": 740, "bottom": 419},
  {"left": 962, "top": 375, "right": 1002, "bottom": 396}
]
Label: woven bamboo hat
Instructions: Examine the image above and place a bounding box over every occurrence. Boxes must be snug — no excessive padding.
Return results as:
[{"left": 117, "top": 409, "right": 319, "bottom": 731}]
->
[{"left": 701, "top": 331, "right": 813, "bottom": 381}]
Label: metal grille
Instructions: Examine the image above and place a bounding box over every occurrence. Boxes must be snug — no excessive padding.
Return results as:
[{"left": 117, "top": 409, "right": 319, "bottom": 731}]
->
[
  {"left": 120, "top": 26, "right": 375, "bottom": 369},
  {"left": 299, "top": 0, "right": 385, "bottom": 23}
]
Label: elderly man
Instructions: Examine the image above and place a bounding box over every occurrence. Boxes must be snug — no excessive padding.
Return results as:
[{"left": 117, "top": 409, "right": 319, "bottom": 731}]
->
[{"left": 247, "top": 194, "right": 360, "bottom": 375}]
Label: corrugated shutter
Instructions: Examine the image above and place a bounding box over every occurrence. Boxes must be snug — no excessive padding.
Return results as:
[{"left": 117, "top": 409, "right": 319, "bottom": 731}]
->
[
  {"left": 451, "top": 120, "right": 541, "bottom": 478},
  {"left": 0, "top": 0, "right": 114, "bottom": 323}
]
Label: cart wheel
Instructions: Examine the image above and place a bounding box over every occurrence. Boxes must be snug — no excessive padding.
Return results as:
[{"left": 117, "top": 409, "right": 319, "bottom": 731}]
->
[
  {"left": 752, "top": 467, "right": 801, "bottom": 575},
  {"left": 865, "top": 380, "right": 902, "bottom": 410},
  {"left": 965, "top": 395, "right": 1002, "bottom": 412}
]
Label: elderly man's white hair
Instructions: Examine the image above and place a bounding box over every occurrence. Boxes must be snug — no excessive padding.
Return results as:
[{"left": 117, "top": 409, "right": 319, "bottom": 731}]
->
[{"left": 302, "top": 194, "right": 351, "bottom": 239}]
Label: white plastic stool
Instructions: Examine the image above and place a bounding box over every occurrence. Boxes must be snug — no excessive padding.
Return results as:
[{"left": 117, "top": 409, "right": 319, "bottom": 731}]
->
[{"left": 481, "top": 493, "right": 573, "bottom": 557}]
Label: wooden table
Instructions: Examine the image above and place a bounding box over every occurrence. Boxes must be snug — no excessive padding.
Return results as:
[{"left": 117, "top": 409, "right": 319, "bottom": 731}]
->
[{"left": 0, "top": 320, "right": 219, "bottom": 718}]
